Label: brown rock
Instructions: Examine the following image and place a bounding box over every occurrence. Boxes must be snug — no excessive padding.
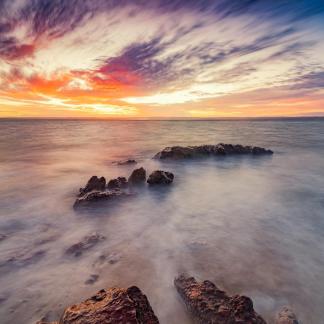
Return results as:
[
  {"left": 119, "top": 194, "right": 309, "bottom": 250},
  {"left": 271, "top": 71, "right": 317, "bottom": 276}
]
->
[
  {"left": 147, "top": 170, "right": 174, "bottom": 185},
  {"left": 128, "top": 167, "right": 146, "bottom": 185},
  {"left": 117, "top": 159, "right": 137, "bottom": 165},
  {"left": 107, "top": 177, "right": 128, "bottom": 190},
  {"left": 154, "top": 143, "right": 273, "bottom": 160},
  {"left": 174, "top": 274, "right": 266, "bottom": 324},
  {"left": 275, "top": 307, "right": 299, "bottom": 324},
  {"left": 79, "top": 176, "right": 106, "bottom": 197},
  {"left": 65, "top": 233, "right": 105, "bottom": 257},
  {"left": 55, "top": 286, "right": 159, "bottom": 324},
  {"left": 73, "top": 189, "right": 133, "bottom": 209}
]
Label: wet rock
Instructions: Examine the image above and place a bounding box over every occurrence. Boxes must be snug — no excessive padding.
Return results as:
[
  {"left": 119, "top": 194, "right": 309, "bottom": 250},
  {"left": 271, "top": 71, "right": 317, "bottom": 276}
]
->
[
  {"left": 107, "top": 177, "right": 128, "bottom": 190},
  {"left": 128, "top": 167, "right": 146, "bottom": 185},
  {"left": 174, "top": 274, "right": 266, "bottom": 324},
  {"left": 0, "top": 249, "right": 46, "bottom": 271},
  {"left": 65, "top": 233, "right": 105, "bottom": 257},
  {"left": 0, "top": 233, "right": 7, "bottom": 241},
  {"left": 47, "top": 286, "right": 159, "bottom": 324},
  {"left": 275, "top": 307, "right": 299, "bottom": 324},
  {"left": 73, "top": 189, "right": 133, "bottom": 209},
  {"left": 147, "top": 170, "right": 174, "bottom": 185},
  {"left": 79, "top": 176, "right": 106, "bottom": 197},
  {"left": 85, "top": 274, "right": 99, "bottom": 285},
  {"left": 93, "top": 252, "right": 121, "bottom": 268},
  {"left": 116, "top": 159, "right": 137, "bottom": 165},
  {"left": 154, "top": 143, "right": 273, "bottom": 160}
]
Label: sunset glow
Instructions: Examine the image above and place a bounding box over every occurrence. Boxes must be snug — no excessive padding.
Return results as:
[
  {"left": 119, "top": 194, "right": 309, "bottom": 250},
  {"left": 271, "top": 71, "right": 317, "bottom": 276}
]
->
[{"left": 1, "top": 1, "right": 324, "bottom": 118}]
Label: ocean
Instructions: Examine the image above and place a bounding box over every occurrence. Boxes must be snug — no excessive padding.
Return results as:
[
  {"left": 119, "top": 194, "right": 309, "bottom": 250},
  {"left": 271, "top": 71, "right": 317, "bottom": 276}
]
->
[{"left": 0, "top": 118, "right": 324, "bottom": 323}]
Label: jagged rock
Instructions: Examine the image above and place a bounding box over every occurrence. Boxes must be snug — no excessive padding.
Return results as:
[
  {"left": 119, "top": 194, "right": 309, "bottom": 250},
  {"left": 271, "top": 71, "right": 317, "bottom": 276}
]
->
[
  {"left": 147, "top": 170, "right": 174, "bottom": 185},
  {"left": 275, "top": 307, "right": 299, "bottom": 324},
  {"left": 116, "top": 159, "right": 137, "bottom": 165},
  {"left": 65, "top": 233, "right": 105, "bottom": 257},
  {"left": 73, "top": 189, "right": 133, "bottom": 209},
  {"left": 79, "top": 176, "right": 106, "bottom": 197},
  {"left": 42, "top": 286, "right": 159, "bottom": 324},
  {"left": 154, "top": 143, "right": 273, "bottom": 160},
  {"left": 107, "top": 177, "right": 128, "bottom": 190},
  {"left": 128, "top": 167, "right": 146, "bottom": 185},
  {"left": 174, "top": 275, "right": 266, "bottom": 324}
]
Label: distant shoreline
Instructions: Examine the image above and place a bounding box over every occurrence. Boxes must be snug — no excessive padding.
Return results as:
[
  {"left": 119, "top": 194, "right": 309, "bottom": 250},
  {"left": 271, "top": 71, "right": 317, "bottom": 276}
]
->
[{"left": 1, "top": 116, "right": 324, "bottom": 122}]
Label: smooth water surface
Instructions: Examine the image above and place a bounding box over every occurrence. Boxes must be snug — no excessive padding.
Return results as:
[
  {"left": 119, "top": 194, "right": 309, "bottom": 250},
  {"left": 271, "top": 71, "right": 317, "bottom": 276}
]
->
[{"left": 0, "top": 119, "right": 324, "bottom": 323}]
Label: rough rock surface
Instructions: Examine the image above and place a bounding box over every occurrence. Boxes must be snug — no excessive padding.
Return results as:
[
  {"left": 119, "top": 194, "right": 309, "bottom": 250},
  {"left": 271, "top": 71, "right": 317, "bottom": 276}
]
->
[
  {"left": 174, "top": 275, "right": 266, "bottom": 324},
  {"left": 79, "top": 176, "right": 106, "bottom": 197},
  {"left": 65, "top": 233, "right": 105, "bottom": 257},
  {"left": 128, "top": 167, "right": 146, "bottom": 184},
  {"left": 73, "top": 189, "right": 132, "bottom": 208},
  {"left": 107, "top": 177, "right": 128, "bottom": 190},
  {"left": 154, "top": 143, "right": 273, "bottom": 160},
  {"left": 147, "top": 170, "right": 174, "bottom": 185},
  {"left": 275, "top": 307, "right": 299, "bottom": 324},
  {"left": 41, "top": 286, "right": 159, "bottom": 324}
]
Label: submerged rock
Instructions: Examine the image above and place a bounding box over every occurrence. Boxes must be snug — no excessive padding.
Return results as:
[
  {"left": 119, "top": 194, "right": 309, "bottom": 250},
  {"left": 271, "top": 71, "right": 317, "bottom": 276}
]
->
[
  {"left": 107, "top": 177, "right": 128, "bottom": 190},
  {"left": 79, "top": 176, "right": 106, "bottom": 197},
  {"left": 116, "top": 159, "right": 137, "bottom": 165},
  {"left": 41, "top": 286, "right": 159, "bottom": 324},
  {"left": 65, "top": 233, "right": 105, "bottom": 257},
  {"left": 84, "top": 274, "right": 99, "bottom": 285},
  {"left": 154, "top": 143, "right": 273, "bottom": 160},
  {"left": 73, "top": 189, "right": 133, "bottom": 209},
  {"left": 174, "top": 274, "right": 266, "bottom": 324},
  {"left": 128, "top": 167, "right": 146, "bottom": 185},
  {"left": 147, "top": 170, "right": 174, "bottom": 185},
  {"left": 275, "top": 307, "right": 299, "bottom": 324}
]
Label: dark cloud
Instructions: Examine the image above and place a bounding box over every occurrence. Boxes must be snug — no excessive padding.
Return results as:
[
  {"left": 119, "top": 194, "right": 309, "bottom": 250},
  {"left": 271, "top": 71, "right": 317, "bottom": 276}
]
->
[{"left": 292, "top": 71, "right": 324, "bottom": 91}]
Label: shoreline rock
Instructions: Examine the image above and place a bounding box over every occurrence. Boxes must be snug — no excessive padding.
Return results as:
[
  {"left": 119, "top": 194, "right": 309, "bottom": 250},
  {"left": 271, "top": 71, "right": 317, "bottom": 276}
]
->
[
  {"left": 275, "top": 306, "right": 299, "bottom": 324},
  {"left": 147, "top": 170, "right": 174, "bottom": 185},
  {"left": 78, "top": 176, "right": 106, "bottom": 197},
  {"left": 128, "top": 167, "right": 146, "bottom": 185},
  {"left": 154, "top": 143, "right": 273, "bottom": 160},
  {"left": 116, "top": 159, "right": 137, "bottom": 165},
  {"left": 39, "top": 286, "right": 159, "bottom": 324},
  {"left": 73, "top": 189, "right": 133, "bottom": 209},
  {"left": 107, "top": 176, "right": 128, "bottom": 190},
  {"left": 65, "top": 233, "right": 105, "bottom": 257},
  {"left": 174, "top": 274, "right": 266, "bottom": 324}
]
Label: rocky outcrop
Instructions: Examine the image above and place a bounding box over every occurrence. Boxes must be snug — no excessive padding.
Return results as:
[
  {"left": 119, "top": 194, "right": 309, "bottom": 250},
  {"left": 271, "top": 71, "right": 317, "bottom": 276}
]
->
[
  {"left": 128, "top": 167, "right": 146, "bottom": 185},
  {"left": 275, "top": 307, "right": 299, "bottom": 324},
  {"left": 116, "top": 159, "right": 137, "bottom": 165},
  {"left": 174, "top": 275, "right": 266, "bottom": 324},
  {"left": 107, "top": 177, "right": 128, "bottom": 190},
  {"left": 40, "top": 286, "right": 159, "bottom": 324},
  {"left": 73, "top": 189, "right": 133, "bottom": 209},
  {"left": 147, "top": 170, "right": 174, "bottom": 185},
  {"left": 154, "top": 143, "right": 273, "bottom": 160},
  {"left": 65, "top": 233, "right": 105, "bottom": 257},
  {"left": 79, "top": 176, "right": 106, "bottom": 197}
]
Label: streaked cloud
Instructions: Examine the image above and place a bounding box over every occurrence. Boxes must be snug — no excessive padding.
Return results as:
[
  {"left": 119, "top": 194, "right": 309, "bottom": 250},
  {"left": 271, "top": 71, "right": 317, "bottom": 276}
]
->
[{"left": 0, "top": 0, "right": 323, "bottom": 117}]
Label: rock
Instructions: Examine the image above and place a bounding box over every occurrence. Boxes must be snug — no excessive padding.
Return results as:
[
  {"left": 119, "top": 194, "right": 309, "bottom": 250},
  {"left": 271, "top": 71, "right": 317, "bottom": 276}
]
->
[
  {"left": 85, "top": 274, "right": 99, "bottom": 285},
  {"left": 73, "top": 189, "right": 133, "bottom": 209},
  {"left": 275, "top": 307, "right": 299, "bottom": 324},
  {"left": 128, "top": 167, "right": 146, "bottom": 185},
  {"left": 116, "top": 159, "right": 137, "bottom": 165},
  {"left": 0, "top": 233, "right": 7, "bottom": 242},
  {"left": 79, "top": 176, "right": 106, "bottom": 197},
  {"left": 174, "top": 274, "right": 266, "bottom": 324},
  {"left": 65, "top": 233, "right": 105, "bottom": 257},
  {"left": 147, "top": 170, "right": 174, "bottom": 185},
  {"left": 47, "top": 286, "right": 159, "bottom": 324},
  {"left": 107, "top": 177, "right": 128, "bottom": 190},
  {"left": 154, "top": 143, "right": 273, "bottom": 160}
]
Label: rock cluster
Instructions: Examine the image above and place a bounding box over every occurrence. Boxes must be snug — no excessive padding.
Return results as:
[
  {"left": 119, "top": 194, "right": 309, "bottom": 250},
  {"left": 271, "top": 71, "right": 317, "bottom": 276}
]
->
[
  {"left": 74, "top": 167, "right": 174, "bottom": 208},
  {"left": 174, "top": 274, "right": 266, "bottom": 324},
  {"left": 154, "top": 143, "right": 273, "bottom": 160}
]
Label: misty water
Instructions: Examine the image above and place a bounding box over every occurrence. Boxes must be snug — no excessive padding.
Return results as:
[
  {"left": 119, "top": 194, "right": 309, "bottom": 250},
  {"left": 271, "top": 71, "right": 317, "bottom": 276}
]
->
[{"left": 0, "top": 119, "right": 324, "bottom": 324}]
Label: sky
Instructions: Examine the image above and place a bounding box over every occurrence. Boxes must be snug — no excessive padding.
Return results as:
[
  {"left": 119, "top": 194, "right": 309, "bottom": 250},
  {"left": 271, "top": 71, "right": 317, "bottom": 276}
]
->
[{"left": 0, "top": 0, "right": 324, "bottom": 118}]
